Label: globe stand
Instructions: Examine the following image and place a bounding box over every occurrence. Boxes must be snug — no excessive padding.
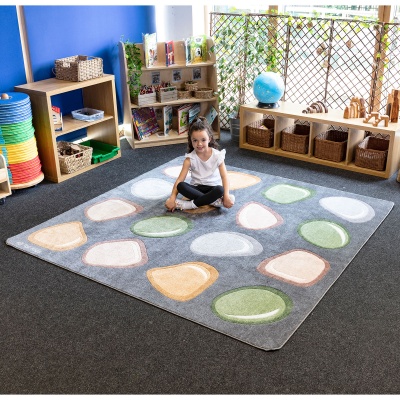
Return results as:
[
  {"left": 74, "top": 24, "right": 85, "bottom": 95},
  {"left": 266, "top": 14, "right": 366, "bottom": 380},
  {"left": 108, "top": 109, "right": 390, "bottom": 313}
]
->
[{"left": 257, "top": 101, "right": 279, "bottom": 109}]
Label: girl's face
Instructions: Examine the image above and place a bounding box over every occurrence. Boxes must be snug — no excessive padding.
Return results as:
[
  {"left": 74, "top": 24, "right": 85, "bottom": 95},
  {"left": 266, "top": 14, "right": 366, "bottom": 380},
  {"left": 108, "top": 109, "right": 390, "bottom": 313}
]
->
[{"left": 191, "top": 129, "right": 210, "bottom": 153}]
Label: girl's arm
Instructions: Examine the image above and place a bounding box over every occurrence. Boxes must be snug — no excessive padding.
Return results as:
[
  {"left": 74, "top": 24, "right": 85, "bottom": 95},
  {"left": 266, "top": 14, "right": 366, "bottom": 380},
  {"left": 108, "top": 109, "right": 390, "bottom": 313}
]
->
[
  {"left": 219, "top": 161, "right": 234, "bottom": 208},
  {"left": 165, "top": 158, "right": 191, "bottom": 212}
]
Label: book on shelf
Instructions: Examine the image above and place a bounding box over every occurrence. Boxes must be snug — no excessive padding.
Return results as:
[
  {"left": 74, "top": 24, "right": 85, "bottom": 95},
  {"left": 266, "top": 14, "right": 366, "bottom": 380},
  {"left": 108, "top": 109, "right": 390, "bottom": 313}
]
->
[
  {"left": 177, "top": 104, "right": 192, "bottom": 134},
  {"left": 143, "top": 33, "right": 158, "bottom": 68},
  {"left": 190, "top": 35, "right": 208, "bottom": 63},
  {"left": 165, "top": 41, "right": 175, "bottom": 67},
  {"left": 185, "top": 37, "right": 191, "bottom": 64},
  {"left": 51, "top": 105, "right": 63, "bottom": 131},
  {"left": 131, "top": 107, "right": 160, "bottom": 140},
  {"left": 205, "top": 105, "right": 218, "bottom": 125},
  {"left": 188, "top": 103, "right": 201, "bottom": 124},
  {"left": 162, "top": 105, "right": 173, "bottom": 136}
]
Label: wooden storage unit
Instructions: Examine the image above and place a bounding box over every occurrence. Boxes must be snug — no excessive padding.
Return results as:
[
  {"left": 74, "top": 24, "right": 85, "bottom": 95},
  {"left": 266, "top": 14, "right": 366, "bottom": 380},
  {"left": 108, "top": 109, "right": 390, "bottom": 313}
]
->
[
  {"left": 239, "top": 101, "right": 400, "bottom": 179},
  {"left": 15, "top": 75, "right": 121, "bottom": 183},
  {"left": 0, "top": 154, "right": 11, "bottom": 204},
  {"left": 119, "top": 39, "right": 220, "bottom": 149}
]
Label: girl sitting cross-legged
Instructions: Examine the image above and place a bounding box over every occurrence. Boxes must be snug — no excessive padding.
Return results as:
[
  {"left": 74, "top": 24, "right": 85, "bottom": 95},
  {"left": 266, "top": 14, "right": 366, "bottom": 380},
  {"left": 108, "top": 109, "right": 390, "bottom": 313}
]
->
[{"left": 165, "top": 116, "right": 235, "bottom": 212}]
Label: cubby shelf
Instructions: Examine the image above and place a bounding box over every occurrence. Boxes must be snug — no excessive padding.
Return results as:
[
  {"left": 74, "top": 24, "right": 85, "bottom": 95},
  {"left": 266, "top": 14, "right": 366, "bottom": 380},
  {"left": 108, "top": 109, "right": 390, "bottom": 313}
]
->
[
  {"left": 240, "top": 101, "right": 400, "bottom": 179},
  {"left": 15, "top": 74, "right": 121, "bottom": 183},
  {"left": 119, "top": 39, "right": 220, "bottom": 148}
]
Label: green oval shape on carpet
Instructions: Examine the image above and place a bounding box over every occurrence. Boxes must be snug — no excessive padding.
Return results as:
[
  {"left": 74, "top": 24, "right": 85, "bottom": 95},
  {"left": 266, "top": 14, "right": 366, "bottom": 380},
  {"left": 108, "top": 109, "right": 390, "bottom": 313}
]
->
[
  {"left": 212, "top": 286, "right": 292, "bottom": 324},
  {"left": 263, "top": 183, "right": 314, "bottom": 204},
  {"left": 131, "top": 215, "right": 193, "bottom": 238},
  {"left": 299, "top": 219, "right": 350, "bottom": 248}
]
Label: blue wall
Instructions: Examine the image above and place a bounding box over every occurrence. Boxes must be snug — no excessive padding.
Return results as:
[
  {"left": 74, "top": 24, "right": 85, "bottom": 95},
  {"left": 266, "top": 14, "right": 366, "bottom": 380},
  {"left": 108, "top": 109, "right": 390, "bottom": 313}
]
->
[{"left": 0, "top": 5, "right": 156, "bottom": 128}]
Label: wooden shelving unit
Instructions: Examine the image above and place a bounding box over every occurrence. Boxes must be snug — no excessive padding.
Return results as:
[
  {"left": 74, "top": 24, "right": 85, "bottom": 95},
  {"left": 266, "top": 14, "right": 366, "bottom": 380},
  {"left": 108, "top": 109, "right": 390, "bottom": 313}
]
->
[
  {"left": 119, "top": 38, "right": 220, "bottom": 148},
  {"left": 0, "top": 154, "right": 11, "bottom": 204},
  {"left": 15, "top": 74, "right": 121, "bottom": 183},
  {"left": 240, "top": 101, "right": 400, "bottom": 179}
]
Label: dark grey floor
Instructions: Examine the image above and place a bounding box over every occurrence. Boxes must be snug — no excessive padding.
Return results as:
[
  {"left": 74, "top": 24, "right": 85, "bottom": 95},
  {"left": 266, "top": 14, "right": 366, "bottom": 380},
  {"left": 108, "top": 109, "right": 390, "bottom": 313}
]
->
[{"left": 1, "top": 130, "right": 399, "bottom": 394}]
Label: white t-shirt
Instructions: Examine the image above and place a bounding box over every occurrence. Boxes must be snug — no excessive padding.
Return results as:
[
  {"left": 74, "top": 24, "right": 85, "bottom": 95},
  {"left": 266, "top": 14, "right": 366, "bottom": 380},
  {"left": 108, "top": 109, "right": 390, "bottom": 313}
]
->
[{"left": 185, "top": 148, "right": 226, "bottom": 186}]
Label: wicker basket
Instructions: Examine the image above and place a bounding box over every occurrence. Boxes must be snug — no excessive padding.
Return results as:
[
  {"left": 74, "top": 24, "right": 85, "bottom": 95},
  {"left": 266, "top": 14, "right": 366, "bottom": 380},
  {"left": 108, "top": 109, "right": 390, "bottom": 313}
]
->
[
  {"left": 177, "top": 88, "right": 192, "bottom": 99},
  {"left": 355, "top": 135, "right": 389, "bottom": 171},
  {"left": 57, "top": 141, "right": 93, "bottom": 174},
  {"left": 281, "top": 123, "right": 310, "bottom": 154},
  {"left": 54, "top": 55, "right": 103, "bottom": 82},
  {"left": 194, "top": 88, "right": 213, "bottom": 99},
  {"left": 246, "top": 118, "right": 275, "bottom": 148},
  {"left": 185, "top": 81, "right": 198, "bottom": 91},
  {"left": 314, "top": 129, "right": 348, "bottom": 162},
  {"left": 156, "top": 86, "right": 178, "bottom": 102}
]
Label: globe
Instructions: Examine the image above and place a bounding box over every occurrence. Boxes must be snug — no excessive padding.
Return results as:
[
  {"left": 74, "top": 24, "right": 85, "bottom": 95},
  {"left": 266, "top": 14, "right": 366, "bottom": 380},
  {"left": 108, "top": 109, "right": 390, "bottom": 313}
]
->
[{"left": 253, "top": 72, "right": 285, "bottom": 109}]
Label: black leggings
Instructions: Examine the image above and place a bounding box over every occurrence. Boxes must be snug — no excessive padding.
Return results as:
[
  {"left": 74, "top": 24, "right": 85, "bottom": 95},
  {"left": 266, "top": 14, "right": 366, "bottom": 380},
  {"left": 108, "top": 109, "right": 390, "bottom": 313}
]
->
[{"left": 177, "top": 182, "right": 224, "bottom": 207}]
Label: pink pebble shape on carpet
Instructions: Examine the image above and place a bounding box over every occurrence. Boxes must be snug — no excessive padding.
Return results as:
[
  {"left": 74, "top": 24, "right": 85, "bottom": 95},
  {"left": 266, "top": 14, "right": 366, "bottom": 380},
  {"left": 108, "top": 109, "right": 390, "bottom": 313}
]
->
[
  {"left": 147, "top": 262, "right": 219, "bottom": 301},
  {"left": 257, "top": 249, "right": 330, "bottom": 286},
  {"left": 84, "top": 198, "right": 143, "bottom": 221},
  {"left": 237, "top": 202, "right": 283, "bottom": 230},
  {"left": 82, "top": 239, "right": 148, "bottom": 268},
  {"left": 227, "top": 171, "right": 261, "bottom": 190}
]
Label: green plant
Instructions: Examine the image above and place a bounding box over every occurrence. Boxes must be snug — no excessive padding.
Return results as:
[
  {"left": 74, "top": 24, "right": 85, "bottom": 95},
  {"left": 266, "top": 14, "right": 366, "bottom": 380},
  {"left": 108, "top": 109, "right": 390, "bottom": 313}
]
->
[{"left": 122, "top": 37, "right": 143, "bottom": 100}]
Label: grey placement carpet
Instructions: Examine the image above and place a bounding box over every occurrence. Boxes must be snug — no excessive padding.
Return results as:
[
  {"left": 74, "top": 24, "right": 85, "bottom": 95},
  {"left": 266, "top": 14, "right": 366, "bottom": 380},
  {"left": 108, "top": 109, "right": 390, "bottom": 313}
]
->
[{"left": 6, "top": 156, "right": 394, "bottom": 350}]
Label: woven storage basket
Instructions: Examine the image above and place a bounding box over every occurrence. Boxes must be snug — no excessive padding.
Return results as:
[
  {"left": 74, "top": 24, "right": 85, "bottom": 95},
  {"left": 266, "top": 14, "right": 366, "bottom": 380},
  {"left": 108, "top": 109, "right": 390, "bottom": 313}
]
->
[
  {"left": 246, "top": 118, "right": 275, "bottom": 148},
  {"left": 194, "top": 88, "right": 213, "bottom": 99},
  {"left": 177, "top": 88, "right": 192, "bottom": 99},
  {"left": 57, "top": 141, "right": 93, "bottom": 174},
  {"left": 314, "top": 129, "right": 348, "bottom": 162},
  {"left": 54, "top": 55, "right": 103, "bottom": 82},
  {"left": 185, "top": 81, "right": 198, "bottom": 91},
  {"left": 281, "top": 124, "right": 310, "bottom": 154},
  {"left": 355, "top": 135, "right": 389, "bottom": 171}
]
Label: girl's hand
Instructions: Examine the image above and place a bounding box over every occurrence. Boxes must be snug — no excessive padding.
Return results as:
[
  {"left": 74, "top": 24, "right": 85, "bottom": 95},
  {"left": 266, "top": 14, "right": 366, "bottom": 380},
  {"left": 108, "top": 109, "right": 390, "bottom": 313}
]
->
[
  {"left": 223, "top": 195, "right": 234, "bottom": 209},
  {"left": 165, "top": 197, "right": 176, "bottom": 212}
]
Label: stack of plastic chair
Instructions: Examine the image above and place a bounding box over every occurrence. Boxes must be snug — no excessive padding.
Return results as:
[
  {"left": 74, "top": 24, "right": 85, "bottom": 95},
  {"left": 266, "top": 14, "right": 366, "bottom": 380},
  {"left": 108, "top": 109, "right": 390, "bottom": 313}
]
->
[{"left": 0, "top": 92, "right": 43, "bottom": 188}]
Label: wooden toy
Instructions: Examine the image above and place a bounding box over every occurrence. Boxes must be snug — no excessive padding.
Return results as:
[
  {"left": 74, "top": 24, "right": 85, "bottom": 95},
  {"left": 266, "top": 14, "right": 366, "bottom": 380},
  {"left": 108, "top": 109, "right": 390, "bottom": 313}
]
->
[
  {"left": 363, "top": 112, "right": 389, "bottom": 127},
  {"left": 302, "top": 100, "right": 328, "bottom": 114},
  {"left": 343, "top": 96, "right": 366, "bottom": 119},
  {"left": 386, "top": 89, "right": 399, "bottom": 123}
]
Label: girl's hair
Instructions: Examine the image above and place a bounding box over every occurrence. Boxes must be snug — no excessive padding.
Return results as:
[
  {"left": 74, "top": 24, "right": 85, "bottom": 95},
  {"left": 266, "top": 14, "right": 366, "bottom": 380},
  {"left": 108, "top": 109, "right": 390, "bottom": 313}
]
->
[{"left": 187, "top": 116, "right": 219, "bottom": 152}]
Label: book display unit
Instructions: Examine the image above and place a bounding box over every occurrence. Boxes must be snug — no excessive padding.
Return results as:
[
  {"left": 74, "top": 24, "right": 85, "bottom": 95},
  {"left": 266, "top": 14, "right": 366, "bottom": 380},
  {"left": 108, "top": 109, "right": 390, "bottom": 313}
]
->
[
  {"left": 119, "top": 38, "right": 220, "bottom": 148},
  {"left": 15, "top": 75, "right": 121, "bottom": 183},
  {"left": 240, "top": 101, "right": 400, "bottom": 179}
]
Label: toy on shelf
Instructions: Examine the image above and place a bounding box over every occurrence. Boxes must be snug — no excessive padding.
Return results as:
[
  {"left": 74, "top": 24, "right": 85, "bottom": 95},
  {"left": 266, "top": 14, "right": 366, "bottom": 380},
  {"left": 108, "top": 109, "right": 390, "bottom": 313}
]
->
[
  {"left": 363, "top": 112, "right": 389, "bottom": 127},
  {"left": 302, "top": 100, "right": 328, "bottom": 114},
  {"left": 343, "top": 96, "right": 366, "bottom": 119},
  {"left": 386, "top": 89, "right": 399, "bottom": 123}
]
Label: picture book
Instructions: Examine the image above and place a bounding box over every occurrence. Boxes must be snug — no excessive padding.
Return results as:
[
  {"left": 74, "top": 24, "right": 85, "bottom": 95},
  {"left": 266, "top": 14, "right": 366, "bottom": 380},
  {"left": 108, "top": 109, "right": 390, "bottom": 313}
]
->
[
  {"left": 190, "top": 35, "right": 207, "bottom": 63},
  {"left": 188, "top": 103, "right": 201, "bottom": 124},
  {"left": 205, "top": 105, "right": 218, "bottom": 125},
  {"left": 51, "top": 105, "right": 63, "bottom": 131},
  {"left": 165, "top": 41, "right": 175, "bottom": 67},
  {"left": 162, "top": 105, "right": 173, "bottom": 136},
  {"left": 185, "top": 37, "right": 191, "bottom": 64},
  {"left": 143, "top": 33, "right": 158, "bottom": 68},
  {"left": 131, "top": 107, "right": 160, "bottom": 140},
  {"left": 177, "top": 104, "right": 192, "bottom": 134}
]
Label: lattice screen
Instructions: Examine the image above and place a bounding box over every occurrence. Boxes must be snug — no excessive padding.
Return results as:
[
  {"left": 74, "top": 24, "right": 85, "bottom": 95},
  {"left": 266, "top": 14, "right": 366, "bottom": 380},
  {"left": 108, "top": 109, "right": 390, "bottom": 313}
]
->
[{"left": 210, "top": 12, "right": 400, "bottom": 129}]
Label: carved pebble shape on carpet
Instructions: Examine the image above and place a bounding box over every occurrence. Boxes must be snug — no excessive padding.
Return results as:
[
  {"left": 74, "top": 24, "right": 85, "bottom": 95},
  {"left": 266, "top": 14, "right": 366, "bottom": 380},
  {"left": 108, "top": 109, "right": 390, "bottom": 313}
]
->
[
  {"left": 212, "top": 286, "right": 293, "bottom": 324},
  {"left": 227, "top": 171, "right": 261, "bottom": 190},
  {"left": 190, "top": 231, "right": 263, "bottom": 257},
  {"left": 299, "top": 220, "right": 350, "bottom": 249},
  {"left": 147, "top": 262, "right": 219, "bottom": 301},
  {"left": 130, "top": 178, "right": 173, "bottom": 200},
  {"left": 28, "top": 221, "right": 87, "bottom": 251},
  {"left": 131, "top": 215, "right": 193, "bottom": 238},
  {"left": 257, "top": 249, "right": 330, "bottom": 286},
  {"left": 263, "top": 183, "right": 314, "bottom": 204},
  {"left": 82, "top": 239, "right": 148, "bottom": 268},
  {"left": 237, "top": 202, "right": 283, "bottom": 230},
  {"left": 85, "top": 198, "right": 143, "bottom": 221},
  {"left": 319, "top": 196, "right": 375, "bottom": 223}
]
